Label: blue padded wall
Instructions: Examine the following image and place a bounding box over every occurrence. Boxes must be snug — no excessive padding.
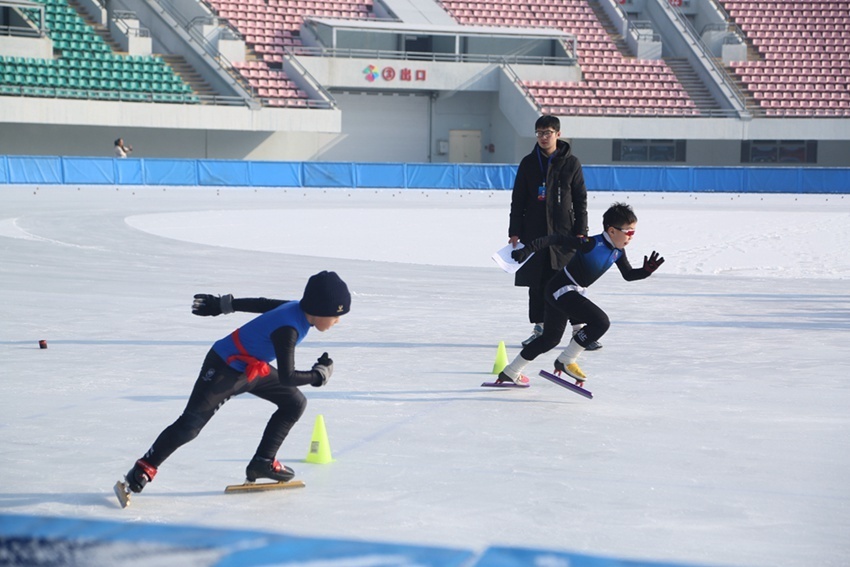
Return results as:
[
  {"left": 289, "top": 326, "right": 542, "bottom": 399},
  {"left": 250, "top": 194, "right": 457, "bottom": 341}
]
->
[{"left": 0, "top": 156, "right": 847, "bottom": 193}]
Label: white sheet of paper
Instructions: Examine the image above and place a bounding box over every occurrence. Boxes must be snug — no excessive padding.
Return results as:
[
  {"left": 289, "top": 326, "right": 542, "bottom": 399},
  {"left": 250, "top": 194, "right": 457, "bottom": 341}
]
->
[{"left": 492, "top": 243, "right": 532, "bottom": 274}]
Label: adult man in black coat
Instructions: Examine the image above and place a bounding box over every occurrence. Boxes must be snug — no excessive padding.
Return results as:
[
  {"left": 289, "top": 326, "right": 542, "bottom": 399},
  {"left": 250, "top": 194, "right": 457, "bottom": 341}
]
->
[{"left": 508, "top": 115, "right": 591, "bottom": 346}]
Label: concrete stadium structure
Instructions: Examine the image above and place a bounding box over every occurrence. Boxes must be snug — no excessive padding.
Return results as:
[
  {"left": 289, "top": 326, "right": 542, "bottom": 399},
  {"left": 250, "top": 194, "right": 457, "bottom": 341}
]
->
[{"left": 0, "top": 0, "right": 847, "bottom": 166}]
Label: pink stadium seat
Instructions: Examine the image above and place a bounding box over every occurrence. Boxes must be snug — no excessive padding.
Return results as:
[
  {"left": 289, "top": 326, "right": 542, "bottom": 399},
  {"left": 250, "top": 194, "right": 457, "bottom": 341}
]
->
[
  {"left": 439, "top": 0, "right": 702, "bottom": 115},
  {"left": 719, "top": 0, "right": 848, "bottom": 116},
  {"left": 203, "top": 0, "right": 377, "bottom": 106}
]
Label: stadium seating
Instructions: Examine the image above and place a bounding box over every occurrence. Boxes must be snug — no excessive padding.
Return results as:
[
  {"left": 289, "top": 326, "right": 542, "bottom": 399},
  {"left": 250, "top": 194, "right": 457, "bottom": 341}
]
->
[
  {"left": 205, "top": 0, "right": 375, "bottom": 106},
  {"left": 438, "top": 0, "right": 698, "bottom": 116},
  {"left": 721, "top": 0, "right": 850, "bottom": 116},
  {"left": 231, "top": 60, "right": 309, "bottom": 107},
  {"left": 0, "top": 0, "right": 198, "bottom": 103}
]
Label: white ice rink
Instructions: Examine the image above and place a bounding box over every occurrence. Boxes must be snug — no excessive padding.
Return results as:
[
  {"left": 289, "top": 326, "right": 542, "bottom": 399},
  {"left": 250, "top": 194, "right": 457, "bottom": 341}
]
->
[{"left": 1, "top": 186, "right": 849, "bottom": 567}]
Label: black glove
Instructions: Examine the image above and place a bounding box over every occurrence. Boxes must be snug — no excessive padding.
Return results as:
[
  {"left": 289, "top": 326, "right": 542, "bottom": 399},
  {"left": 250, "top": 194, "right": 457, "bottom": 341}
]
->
[
  {"left": 192, "top": 293, "right": 234, "bottom": 316},
  {"left": 643, "top": 251, "right": 665, "bottom": 274},
  {"left": 511, "top": 246, "right": 533, "bottom": 263},
  {"left": 311, "top": 352, "right": 333, "bottom": 387}
]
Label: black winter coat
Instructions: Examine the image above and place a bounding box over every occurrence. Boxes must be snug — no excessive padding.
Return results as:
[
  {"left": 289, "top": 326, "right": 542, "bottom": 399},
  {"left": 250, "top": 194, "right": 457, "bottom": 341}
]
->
[{"left": 508, "top": 139, "right": 588, "bottom": 287}]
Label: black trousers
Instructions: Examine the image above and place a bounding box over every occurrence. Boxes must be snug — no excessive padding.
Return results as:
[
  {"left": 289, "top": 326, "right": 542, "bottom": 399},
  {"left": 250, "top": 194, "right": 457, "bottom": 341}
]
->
[
  {"left": 142, "top": 350, "right": 306, "bottom": 468},
  {"left": 520, "top": 270, "right": 610, "bottom": 361},
  {"left": 527, "top": 264, "right": 556, "bottom": 324}
]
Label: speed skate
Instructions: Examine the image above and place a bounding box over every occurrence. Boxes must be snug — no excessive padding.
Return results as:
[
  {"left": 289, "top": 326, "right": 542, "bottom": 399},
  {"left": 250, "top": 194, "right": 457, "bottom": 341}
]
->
[
  {"left": 113, "top": 480, "right": 132, "bottom": 508},
  {"left": 538, "top": 370, "right": 593, "bottom": 399},
  {"left": 481, "top": 374, "right": 530, "bottom": 388},
  {"left": 224, "top": 480, "right": 306, "bottom": 493}
]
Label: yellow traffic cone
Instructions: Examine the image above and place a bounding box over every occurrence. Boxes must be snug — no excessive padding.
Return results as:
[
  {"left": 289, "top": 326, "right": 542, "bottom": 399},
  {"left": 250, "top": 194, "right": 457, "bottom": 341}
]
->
[
  {"left": 492, "top": 340, "right": 508, "bottom": 374},
  {"left": 305, "top": 414, "right": 334, "bottom": 464}
]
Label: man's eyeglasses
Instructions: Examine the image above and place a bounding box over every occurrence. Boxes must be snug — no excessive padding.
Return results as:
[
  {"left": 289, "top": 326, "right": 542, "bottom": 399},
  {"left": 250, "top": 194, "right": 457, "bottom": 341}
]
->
[
  {"left": 613, "top": 226, "right": 636, "bottom": 237},
  {"left": 535, "top": 130, "right": 557, "bottom": 138}
]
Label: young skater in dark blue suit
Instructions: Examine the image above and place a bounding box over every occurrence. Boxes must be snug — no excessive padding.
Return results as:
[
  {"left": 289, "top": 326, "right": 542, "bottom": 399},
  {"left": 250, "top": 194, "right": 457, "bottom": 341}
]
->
[{"left": 500, "top": 203, "right": 664, "bottom": 386}]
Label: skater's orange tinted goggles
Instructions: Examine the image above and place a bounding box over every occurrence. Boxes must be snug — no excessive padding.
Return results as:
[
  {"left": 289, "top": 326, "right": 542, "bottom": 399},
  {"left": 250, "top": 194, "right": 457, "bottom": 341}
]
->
[{"left": 612, "top": 226, "right": 636, "bottom": 237}]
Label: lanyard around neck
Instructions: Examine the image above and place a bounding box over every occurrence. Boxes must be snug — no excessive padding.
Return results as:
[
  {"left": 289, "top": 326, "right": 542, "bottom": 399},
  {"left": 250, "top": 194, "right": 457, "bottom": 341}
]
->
[{"left": 536, "top": 145, "right": 555, "bottom": 181}]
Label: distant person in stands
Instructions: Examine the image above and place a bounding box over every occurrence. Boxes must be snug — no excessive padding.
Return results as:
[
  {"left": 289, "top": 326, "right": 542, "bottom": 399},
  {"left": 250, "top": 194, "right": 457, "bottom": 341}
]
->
[
  {"left": 508, "top": 115, "right": 595, "bottom": 348},
  {"left": 114, "top": 138, "right": 133, "bottom": 158}
]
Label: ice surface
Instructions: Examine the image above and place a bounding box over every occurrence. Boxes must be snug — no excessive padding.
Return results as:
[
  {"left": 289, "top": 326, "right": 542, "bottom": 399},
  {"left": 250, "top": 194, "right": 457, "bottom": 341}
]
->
[{"left": 1, "top": 186, "right": 849, "bottom": 567}]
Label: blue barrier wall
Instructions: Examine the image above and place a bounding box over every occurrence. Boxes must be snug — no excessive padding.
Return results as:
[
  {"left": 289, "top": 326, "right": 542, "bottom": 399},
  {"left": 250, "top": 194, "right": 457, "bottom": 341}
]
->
[
  {"left": 0, "top": 513, "right": 717, "bottom": 567},
  {"left": 1, "top": 156, "right": 848, "bottom": 193}
]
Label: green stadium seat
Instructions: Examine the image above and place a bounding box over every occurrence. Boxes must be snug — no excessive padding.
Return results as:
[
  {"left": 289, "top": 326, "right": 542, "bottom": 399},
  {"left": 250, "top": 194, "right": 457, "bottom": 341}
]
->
[{"left": 1, "top": 0, "right": 195, "bottom": 104}]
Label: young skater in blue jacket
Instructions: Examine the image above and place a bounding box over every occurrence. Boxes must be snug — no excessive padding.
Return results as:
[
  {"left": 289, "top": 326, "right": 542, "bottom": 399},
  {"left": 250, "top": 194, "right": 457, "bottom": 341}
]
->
[{"left": 121, "top": 271, "right": 350, "bottom": 496}]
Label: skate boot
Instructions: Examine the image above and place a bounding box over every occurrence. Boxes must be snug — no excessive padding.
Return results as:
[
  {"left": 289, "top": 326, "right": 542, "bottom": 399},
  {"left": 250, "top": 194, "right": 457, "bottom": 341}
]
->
[
  {"left": 246, "top": 456, "right": 295, "bottom": 483},
  {"left": 522, "top": 323, "right": 544, "bottom": 346},
  {"left": 496, "top": 370, "right": 530, "bottom": 386},
  {"left": 553, "top": 359, "right": 587, "bottom": 386},
  {"left": 125, "top": 459, "right": 157, "bottom": 493}
]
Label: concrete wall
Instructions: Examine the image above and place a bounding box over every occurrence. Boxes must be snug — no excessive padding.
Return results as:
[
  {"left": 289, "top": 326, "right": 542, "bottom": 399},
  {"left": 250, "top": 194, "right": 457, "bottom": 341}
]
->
[
  {"left": 318, "top": 91, "right": 432, "bottom": 162},
  {"left": 319, "top": 89, "right": 514, "bottom": 164},
  {"left": 3, "top": 106, "right": 849, "bottom": 166},
  {"left": 298, "top": 56, "right": 580, "bottom": 94},
  {"left": 301, "top": 57, "right": 500, "bottom": 93},
  {"left": 0, "top": 35, "right": 52, "bottom": 58}
]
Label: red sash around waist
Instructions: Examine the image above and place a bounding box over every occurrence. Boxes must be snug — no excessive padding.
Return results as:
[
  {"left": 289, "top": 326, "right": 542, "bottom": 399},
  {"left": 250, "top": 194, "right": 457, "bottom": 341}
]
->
[{"left": 225, "top": 329, "right": 270, "bottom": 382}]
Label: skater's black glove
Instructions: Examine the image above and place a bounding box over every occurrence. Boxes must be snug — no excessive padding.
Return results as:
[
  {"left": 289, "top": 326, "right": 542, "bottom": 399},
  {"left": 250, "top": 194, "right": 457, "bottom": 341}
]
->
[
  {"left": 311, "top": 352, "right": 333, "bottom": 387},
  {"left": 642, "top": 251, "right": 665, "bottom": 274},
  {"left": 192, "top": 293, "right": 234, "bottom": 316},
  {"left": 511, "top": 246, "right": 532, "bottom": 263}
]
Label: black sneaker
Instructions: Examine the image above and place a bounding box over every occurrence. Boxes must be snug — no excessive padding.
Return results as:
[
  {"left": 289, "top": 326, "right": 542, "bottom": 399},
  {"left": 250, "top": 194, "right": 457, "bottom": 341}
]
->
[
  {"left": 246, "top": 456, "right": 295, "bottom": 483},
  {"left": 126, "top": 459, "right": 157, "bottom": 493}
]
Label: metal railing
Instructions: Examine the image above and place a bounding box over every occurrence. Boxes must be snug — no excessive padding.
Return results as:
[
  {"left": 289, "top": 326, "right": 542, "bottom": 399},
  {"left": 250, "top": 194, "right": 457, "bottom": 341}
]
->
[
  {"left": 7, "top": 83, "right": 845, "bottom": 117},
  {"left": 533, "top": 105, "right": 847, "bottom": 119},
  {"left": 150, "top": 0, "right": 338, "bottom": 109},
  {"left": 289, "top": 45, "right": 576, "bottom": 66},
  {"left": 149, "top": 0, "right": 257, "bottom": 105},
  {"left": 663, "top": 0, "right": 749, "bottom": 116},
  {"left": 113, "top": 11, "right": 152, "bottom": 39},
  {"left": 628, "top": 20, "right": 661, "bottom": 43},
  {"left": 280, "top": 47, "right": 336, "bottom": 110},
  {"left": 502, "top": 59, "right": 752, "bottom": 119},
  {"left": 0, "top": 84, "right": 247, "bottom": 105},
  {"left": 0, "top": 24, "right": 43, "bottom": 37}
]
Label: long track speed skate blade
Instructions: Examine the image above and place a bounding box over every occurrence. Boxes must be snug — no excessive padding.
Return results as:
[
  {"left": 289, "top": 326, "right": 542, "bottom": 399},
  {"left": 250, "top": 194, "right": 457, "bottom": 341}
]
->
[
  {"left": 114, "top": 480, "right": 131, "bottom": 508},
  {"left": 481, "top": 374, "right": 530, "bottom": 388},
  {"left": 539, "top": 370, "right": 593, "bottom": 399},
  {"left": 224, "top": 480, "right": 305, "bottom": 493}
]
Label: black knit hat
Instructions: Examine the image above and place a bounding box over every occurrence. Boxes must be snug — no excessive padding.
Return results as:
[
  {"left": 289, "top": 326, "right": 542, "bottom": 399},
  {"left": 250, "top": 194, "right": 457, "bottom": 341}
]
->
[{"left": 300, "top": 271, "right": 351, "bottom": 317}]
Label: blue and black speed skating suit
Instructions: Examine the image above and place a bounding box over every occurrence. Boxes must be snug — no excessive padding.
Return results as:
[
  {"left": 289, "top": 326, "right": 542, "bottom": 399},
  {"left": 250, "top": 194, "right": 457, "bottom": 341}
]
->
[
  {"left": 520, "top": 232, "right": 653, "bottom": 361},
  {"left": 141, "top": 299, "right": 323, "bottom": 469}
]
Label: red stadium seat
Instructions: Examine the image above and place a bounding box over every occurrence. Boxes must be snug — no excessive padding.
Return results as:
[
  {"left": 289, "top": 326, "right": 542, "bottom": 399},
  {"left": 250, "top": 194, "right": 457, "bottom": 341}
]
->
[{"left": 720, "top": 0, "right": 847, "bottom": 116}]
